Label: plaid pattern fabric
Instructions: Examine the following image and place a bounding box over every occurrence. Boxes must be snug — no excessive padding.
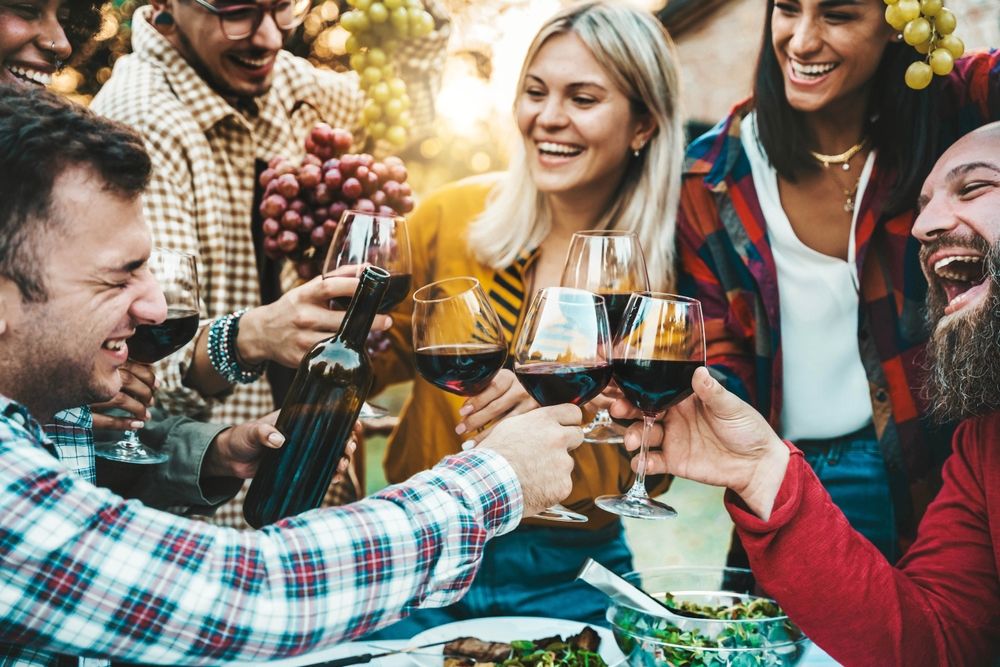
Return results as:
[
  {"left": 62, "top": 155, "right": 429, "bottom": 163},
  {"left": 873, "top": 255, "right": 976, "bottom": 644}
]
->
[
  {"left": 0, "top": 393, "right": 521, "bottom": 666},
  {"left": 91, "top": 8, "right": 449, "bottom": 527},
  {"left": 676, "top": 51, "right": 1000, "bottom": 550},
  {"left": 44, "top": 408, "right": 95, "bottom": 485}
]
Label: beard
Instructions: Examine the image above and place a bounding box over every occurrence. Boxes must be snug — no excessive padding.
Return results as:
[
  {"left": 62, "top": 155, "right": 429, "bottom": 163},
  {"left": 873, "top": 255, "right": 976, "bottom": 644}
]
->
[{"left": 923, "top": 238, "right": 1000, "bottom": 422}]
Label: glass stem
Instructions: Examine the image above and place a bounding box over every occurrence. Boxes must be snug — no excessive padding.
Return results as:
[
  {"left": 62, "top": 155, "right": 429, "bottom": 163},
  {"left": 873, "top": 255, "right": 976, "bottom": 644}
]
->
[
  {"left": 625, "top": 414, "right": 656, "bottom": 501},
  {"left": 120, "top": 430, "right": 141, "bottom": 450}
]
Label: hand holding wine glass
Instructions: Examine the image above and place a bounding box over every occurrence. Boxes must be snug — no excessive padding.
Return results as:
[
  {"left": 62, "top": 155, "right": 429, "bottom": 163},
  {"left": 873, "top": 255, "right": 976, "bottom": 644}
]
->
[
  {"left": 323, "top": 210, "right": 412, "bottom": 418},
  {"left": 94, "top": 248, "right": 200, "bottom": 464},
  {"left": 596, "top": 293, "right": 706, "bottom": 519},
  {"left": 561, "top": 230, "right": 649, "bottom": 444},
  {"left": 512, "top": 287, "right": 614, "bottom": 523}
]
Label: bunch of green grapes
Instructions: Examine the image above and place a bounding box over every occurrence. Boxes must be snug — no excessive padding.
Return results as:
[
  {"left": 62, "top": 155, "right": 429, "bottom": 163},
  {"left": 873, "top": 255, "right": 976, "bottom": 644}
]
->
[
  {"left": 339, "top": 0, "right": 435, "bottom": 146},
  {"left": 884, "top": 0, "right": 964, "bottom": 90}
]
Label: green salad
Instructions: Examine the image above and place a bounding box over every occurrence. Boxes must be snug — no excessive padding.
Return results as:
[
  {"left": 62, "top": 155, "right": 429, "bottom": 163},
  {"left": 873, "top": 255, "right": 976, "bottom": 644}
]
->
[
  {"left": 498, "top": 639, "right": 608, "bottom": 667},
  {"left": 612, "top": 594, "right": 806, "bottom": 667}
]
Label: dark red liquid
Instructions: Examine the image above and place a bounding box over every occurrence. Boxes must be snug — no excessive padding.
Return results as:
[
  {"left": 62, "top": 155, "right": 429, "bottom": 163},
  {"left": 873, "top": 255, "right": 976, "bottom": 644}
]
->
[
  {"left": 514, "top": 362, "right": 612, "bottom": 407},
  {"left": 128, "top": 309, "right": 199, "bottom": 364},
  {"left": 415, "top": 344, "right": 507, "bottom": 396},
  {"left": 600, "top": 292, "right": 632, "bottom": 335},
  {"left": 331, "top": 273, "right": 411, "bottom": 314},
  {"left": 613, "top": 358, "right": 701, "bottom": 415}
]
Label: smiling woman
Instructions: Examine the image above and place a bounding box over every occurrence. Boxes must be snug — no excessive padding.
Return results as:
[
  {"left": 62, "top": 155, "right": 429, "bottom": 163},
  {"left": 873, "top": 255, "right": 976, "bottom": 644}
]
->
[
  {"left": 364, "top": 0, "right": 686, "bottom": 639},
  {"left": 674, "top": 0, "right": 1000, "bottom": 574},
  {"left": 0, "top": 0, "right": 102, "bottom": 85}
]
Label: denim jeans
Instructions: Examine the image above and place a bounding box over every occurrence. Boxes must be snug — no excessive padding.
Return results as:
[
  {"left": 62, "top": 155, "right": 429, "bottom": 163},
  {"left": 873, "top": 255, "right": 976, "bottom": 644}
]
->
[
  {"left": 797, "top": 423, "right": 899, "bottom": 562},
  {"left": 363, "top": 521, "right": 633, "bottom": 639}
]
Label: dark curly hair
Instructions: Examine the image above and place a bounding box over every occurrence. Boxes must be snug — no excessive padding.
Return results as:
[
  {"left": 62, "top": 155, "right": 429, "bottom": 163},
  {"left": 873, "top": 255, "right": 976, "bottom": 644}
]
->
[
  {"left": 0, "top": 84, "right": 151, "bottom": 301},
  {"left": 63, "top": 0, "right": 107, "bottom": 59}
]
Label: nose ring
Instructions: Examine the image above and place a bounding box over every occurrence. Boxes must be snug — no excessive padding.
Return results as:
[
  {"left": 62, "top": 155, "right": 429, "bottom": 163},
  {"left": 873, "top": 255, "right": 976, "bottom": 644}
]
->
[{"left": 50, "top": 41, "right": 56, "bottom": 49}]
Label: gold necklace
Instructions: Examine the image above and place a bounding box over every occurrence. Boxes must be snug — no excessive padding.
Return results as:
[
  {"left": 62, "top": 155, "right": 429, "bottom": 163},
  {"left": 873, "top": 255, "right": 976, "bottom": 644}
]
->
[{"left": 810, "top": 138, "right": 869, "bottom": 172}]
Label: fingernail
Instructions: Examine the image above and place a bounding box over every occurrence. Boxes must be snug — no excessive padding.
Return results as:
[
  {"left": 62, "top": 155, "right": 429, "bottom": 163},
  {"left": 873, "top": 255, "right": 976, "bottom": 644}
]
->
[
  {"left": 461, "top": 439, "right": 475, "bottom": 451},
  {"left": 454, "top": 423, "right": 467, "bottom": 435},
  {"left": 267, "top": 432, "right": 285, "bottom": 447},
  {"left": 129, "top": 421, "right": 145, "bottom": 430},
  {"left": 153, "top": 377, "right": 161, "bottom": 389},
  {"left": 144, "top": 410, "right": 151, "bottom": 420},
  {"left": 384, "top": 316, "right": 393, "bottom": 329},
  {"left": 458, "top": 405, "right": 473, "bottom": 416}
]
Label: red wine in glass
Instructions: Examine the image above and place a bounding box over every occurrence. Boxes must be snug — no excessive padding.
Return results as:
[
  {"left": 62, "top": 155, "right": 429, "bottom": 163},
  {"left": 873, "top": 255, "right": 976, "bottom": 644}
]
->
[
  {"left": 611, "top": 358, "right": 701, "bottom": 414},
  {"left": 415, "top": 343, "right": 507, "bottom": 397},
  {"left": 514, "top": 362, "right": 613, "bottom": 407},
  {"left": 561, "top": 230, "right": 649, "bottom": 444},
  {"left": 95, "top": 248, "right": 200, "bottom": 465},
  {"left": 596, "top": 292, "right": 706, "bottom": 520},
  {"left": 128, "top": 308, "right": 200, "bottom": 364},
  {"left": 513, "top": 287, "right": 613, "bottom": 523},
  {"left": 330, "top": 272, "right": 412, "bottom": 314}
]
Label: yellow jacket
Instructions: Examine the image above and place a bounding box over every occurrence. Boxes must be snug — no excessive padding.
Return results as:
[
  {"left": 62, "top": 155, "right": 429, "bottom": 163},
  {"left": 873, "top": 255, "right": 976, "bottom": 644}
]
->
[{"left": 374, "top": 173, "right": 669, "bottom": 530}]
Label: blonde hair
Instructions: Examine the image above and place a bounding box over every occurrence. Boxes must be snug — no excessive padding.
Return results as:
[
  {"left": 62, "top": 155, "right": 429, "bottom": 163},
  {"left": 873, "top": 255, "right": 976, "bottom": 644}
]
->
[{"left": 467, "top": 1, "right": 684, "bottom": 291}]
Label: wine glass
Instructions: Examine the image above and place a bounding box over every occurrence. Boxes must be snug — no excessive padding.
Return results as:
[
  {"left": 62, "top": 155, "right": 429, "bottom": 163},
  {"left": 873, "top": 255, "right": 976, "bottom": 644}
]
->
[
  {"left": 323, "top": 210, "right": 412, "bottom": 418},
  {"left": 595, "top": 293, "right": 706, "bottom": 520},
  {"left": 513, "top": 287, "right": 614, "bottom": 523},
  {"left": 94, "top": 248, "right": 200, "bottom": 464},
  {"left": 412, "top": 277, "right": 508, "bottom": 397},
  {"left": 561, "top": 230, "right": 649, "bottom": 445}
]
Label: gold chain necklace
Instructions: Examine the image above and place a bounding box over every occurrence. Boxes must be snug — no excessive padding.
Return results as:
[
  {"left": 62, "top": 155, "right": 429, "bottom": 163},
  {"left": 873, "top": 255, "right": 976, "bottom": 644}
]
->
[{"left": 810, "top": 138, "right": 869, "bottom": 172}]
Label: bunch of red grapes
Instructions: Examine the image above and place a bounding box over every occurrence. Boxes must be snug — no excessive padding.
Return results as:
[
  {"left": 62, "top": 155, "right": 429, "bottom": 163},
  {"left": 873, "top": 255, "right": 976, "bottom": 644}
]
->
[{"left": 259, "top": 123, "right": 414, "bottom": 279}]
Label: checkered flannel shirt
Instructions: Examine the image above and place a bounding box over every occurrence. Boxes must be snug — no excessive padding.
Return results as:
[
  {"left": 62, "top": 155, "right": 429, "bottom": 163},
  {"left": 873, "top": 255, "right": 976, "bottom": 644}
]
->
[
  {"left": 0, "top": 393, "right": 521, "bottom": 666},
  {"left": 90, "top": 6, "right": 449, "bottom": 527}
]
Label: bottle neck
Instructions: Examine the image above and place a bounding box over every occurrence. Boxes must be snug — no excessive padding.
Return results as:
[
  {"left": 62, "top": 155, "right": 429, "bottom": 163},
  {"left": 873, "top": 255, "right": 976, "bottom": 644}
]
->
[{"left": 338, "top": 270, "right": 389, "bottom": 348}]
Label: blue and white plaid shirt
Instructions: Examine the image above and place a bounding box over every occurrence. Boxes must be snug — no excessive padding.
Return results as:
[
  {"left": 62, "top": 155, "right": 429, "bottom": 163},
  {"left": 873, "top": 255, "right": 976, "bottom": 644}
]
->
[{"left": 0, "top": 394, "right": 522, "bottom": 665}]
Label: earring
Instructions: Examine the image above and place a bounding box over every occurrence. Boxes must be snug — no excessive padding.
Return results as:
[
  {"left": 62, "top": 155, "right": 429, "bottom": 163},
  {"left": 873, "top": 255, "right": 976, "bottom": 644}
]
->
[
  {"left": 633, "top": 149, "right": 640, "bottom": 157},
  {"left": 154, "top": 10, "right": 175, "bottom": 28}
]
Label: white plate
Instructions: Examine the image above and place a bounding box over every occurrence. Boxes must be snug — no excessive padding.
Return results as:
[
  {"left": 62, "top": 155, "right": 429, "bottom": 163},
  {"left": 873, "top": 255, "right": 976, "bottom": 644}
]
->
[{"left": 406, "top": 616, "right": 626, "bottom": 666}]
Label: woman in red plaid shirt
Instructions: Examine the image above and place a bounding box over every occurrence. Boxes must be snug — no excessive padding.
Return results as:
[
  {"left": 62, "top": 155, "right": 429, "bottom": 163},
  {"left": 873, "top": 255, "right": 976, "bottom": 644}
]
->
[{"left": 676, "top": 0, "right": 1000, "bottom": 566}]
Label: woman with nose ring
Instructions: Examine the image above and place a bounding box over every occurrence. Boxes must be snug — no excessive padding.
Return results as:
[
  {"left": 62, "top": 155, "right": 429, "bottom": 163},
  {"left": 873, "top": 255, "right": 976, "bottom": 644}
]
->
[{"left": 675, "top": 0, "right": 1000, "bottom": 568}]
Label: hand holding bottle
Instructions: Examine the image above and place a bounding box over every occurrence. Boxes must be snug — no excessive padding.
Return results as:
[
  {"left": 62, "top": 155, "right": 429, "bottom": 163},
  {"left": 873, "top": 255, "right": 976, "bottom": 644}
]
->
[{"left": 237, "top": 274, "right": 393, "bottom": 370}]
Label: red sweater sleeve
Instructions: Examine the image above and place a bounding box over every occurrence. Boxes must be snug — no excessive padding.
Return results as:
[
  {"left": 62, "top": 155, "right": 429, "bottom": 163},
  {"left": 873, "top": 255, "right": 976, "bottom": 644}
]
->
[{"left": 726, "top": 417, "right": 1000, "bottom": 666}]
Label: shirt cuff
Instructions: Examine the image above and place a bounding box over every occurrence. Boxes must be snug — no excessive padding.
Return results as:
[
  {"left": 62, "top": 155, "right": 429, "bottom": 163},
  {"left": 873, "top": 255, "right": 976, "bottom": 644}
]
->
[
  {"left": 724, "top": 442, "right": 806, "bottom": 534},
  {"left": 434, "top": 448, "right": 524, "bottom": 538}
]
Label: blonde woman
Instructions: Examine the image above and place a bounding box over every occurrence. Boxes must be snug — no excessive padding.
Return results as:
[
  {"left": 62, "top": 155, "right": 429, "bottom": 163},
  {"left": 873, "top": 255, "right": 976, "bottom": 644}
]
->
[{"left": 367, "top": 1, "right": 684, "bottom": 635}]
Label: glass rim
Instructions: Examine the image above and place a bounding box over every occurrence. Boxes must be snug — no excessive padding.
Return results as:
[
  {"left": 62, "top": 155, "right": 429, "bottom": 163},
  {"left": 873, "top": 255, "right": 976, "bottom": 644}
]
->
[
  {"left": 340, "top": 209, "right": 406, "bottom": 224},
  {"left": 570, "top": 229, "right": 639, "bottom": 238},
  {"left": 413, "top": 277, "right": 481, "bottom": 303},
  {"left": 535, "top": 285, "right": 606, "bottom": 305},
  {"left": 629, "top": 291, "right": 700, "bottom": 305}
]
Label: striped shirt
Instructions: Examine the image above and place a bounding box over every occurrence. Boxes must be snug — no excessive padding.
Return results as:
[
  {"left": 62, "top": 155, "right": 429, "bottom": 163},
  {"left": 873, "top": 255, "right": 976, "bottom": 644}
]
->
[{"left": 0, "top": 393, "right": 521, "bottom": 666}]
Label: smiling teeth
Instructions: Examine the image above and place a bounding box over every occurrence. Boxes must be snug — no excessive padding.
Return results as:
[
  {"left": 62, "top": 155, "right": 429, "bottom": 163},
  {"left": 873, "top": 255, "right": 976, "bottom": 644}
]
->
[
  {"left": 103, "top": 340, "right": 125, "bottom": 351},
  {"left": 7, "top": 66, "right": 52, "bottom": 86},
  {"left": 234, "top": 55, "right": 271, "bottom": 67},
  {"left": 537, "top": 142, "right": 583, "bottom": 156},
  {"left": 792, "top": 62, "right": 836, "bottom": 76}
]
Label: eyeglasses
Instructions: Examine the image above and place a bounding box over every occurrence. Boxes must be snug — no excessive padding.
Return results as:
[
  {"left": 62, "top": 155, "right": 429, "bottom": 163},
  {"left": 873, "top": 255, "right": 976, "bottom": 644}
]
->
[{"left": 189, "top": 0, "right": 311, "bottom": 40}]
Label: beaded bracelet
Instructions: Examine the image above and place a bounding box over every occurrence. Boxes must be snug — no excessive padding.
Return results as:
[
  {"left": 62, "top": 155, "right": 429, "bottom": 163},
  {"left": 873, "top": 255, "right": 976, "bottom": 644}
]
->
[{"left": 207, "top": 308, "right": 264, "bottom": 385}]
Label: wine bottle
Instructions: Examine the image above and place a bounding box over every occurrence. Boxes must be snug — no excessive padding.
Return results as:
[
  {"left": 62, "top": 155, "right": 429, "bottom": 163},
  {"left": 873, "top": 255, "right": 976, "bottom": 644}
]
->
[{"left": 243, "top": 265, "right": 390, "bottom": 528}]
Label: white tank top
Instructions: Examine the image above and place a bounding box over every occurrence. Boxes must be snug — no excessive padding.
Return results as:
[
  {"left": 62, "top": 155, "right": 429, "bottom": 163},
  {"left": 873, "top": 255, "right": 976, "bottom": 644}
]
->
[{"left": 740, "top": 113, "right": 874, "bottom": 440}]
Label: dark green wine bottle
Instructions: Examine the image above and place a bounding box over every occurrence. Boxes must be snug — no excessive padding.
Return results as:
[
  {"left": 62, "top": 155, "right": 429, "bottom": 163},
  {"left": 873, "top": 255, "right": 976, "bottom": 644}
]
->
[{"left": 243, "top": 266, "right": 390, "bottom": 528}]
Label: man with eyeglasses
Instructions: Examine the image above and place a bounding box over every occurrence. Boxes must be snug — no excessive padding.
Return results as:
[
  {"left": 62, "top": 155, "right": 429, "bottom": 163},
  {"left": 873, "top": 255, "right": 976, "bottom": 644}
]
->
[{"left": 91, "top": 0, "right": 450, "bottom": 528}]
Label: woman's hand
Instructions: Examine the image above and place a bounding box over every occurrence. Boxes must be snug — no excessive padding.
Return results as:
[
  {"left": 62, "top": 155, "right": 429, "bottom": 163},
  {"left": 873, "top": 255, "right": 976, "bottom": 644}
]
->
[
  {"left": 455, "top": 369, "right": 539, "bottom": 446},
  {"left": 91, "top": 362, "right": 156, "bottom": 431},
  {"left": 612, "top": 367, "right": 789, "bottom": 519}
]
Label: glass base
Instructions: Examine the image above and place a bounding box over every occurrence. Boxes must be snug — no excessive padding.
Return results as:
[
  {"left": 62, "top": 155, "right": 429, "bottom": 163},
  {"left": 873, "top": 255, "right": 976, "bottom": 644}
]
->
[
  {"left": 595, "top": 493, "right": 677, "bottom": 520},
  {"left": 94, "top": 441, "right": 168, "bottom": 465},
  {"left": 535, "top": 503, "right": 589, "bottom": 523},
  {"left": 359, "top": 401, "right": 390, "bottom": 419},
  {"left": 583, "top": 421, "right": 625, "bottom": 445}
]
